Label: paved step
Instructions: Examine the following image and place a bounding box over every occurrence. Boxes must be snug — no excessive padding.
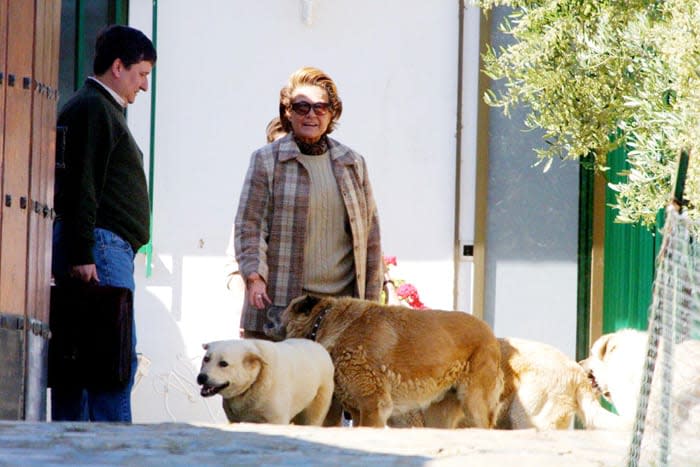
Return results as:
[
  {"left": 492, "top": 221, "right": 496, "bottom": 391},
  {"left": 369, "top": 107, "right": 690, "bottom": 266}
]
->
[{"left": 0, "top": 421, "right": 645, "bottom": 466}]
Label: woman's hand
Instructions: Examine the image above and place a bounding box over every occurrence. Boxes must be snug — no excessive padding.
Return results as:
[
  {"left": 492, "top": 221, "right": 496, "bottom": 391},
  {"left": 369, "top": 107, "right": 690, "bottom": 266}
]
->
[{"left": 246, "top": 273, "right": 271, "bottom": 309}]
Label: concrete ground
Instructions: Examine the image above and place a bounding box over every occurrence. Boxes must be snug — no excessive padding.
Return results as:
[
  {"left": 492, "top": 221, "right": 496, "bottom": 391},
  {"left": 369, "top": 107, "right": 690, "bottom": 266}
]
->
[{"left": 0, "top": 421, "right": 650, "bottom": 466}]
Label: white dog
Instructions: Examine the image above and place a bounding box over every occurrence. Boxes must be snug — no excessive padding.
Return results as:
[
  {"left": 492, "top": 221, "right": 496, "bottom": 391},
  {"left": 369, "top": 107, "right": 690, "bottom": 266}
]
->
[
  {"left": 197, "top": 338, "right": 334, "bottom": 425},
  {"left": 496, "top": 337, "right": 629, "bottom": 430},
  {"left": 580, "top": 329, "right": 700, "bottom": 433}
]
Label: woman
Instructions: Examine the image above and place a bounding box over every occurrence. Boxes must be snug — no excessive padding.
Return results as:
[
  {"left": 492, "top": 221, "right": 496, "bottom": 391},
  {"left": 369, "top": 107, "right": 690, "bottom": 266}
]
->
[{"left": 234, "top": 66, "right": 383, "bottom": 339}]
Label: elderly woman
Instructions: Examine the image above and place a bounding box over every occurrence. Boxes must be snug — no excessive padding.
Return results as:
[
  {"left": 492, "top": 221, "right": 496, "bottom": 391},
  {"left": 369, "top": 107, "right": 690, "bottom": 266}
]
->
[{"left": 234, "top": 66, "right": 383, "bottom": 340}]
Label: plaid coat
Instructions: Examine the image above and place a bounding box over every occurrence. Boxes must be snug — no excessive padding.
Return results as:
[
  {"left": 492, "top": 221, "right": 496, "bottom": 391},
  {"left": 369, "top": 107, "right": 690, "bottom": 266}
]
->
[{"left": 234, "top": 134, "right": 383, "bottom": 333}]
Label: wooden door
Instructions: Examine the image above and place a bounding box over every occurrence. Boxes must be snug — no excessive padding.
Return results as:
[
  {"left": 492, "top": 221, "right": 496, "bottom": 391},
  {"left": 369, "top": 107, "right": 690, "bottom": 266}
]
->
[
  {"left": 0, "top": 0, "right": 34, "bottom": 420},
  {"left": 27, "top": 0, "right": 60, "bottom": 326},
  {"left": 0, "top": 0, "right": 60, "bottom": 421},
  {"left": 24, "top": 0, "right": 61, "bottom": 421},
  {"left": 0, "top": 0, "right": 5, "bottom": 212},
  {"left": 0, "top": 0, "right": 34, "bottom": 320}
]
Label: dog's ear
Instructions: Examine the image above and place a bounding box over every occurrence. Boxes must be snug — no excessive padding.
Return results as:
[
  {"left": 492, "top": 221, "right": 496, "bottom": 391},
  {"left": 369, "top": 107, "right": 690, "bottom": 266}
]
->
[
  {"left": 243, "top": 352, "right": 265, "bottom": 370},
  {"left": 593, "top": 334, "right": 615, "bottom": 360},
  {"left": 287, "top": 294, "right": 321, "bottom": 315}
]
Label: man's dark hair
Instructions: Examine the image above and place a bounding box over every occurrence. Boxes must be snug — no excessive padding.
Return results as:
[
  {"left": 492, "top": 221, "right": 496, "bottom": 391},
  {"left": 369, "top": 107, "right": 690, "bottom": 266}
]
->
[{"left": 93, "top": 25, "right": 157, "bottom": 75}]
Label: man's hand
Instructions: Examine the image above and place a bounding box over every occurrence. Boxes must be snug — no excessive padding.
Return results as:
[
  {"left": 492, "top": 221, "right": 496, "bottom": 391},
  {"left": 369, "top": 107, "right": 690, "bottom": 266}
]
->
[{"left": 70, "top": 264, "right": 100, "bottom": 283}]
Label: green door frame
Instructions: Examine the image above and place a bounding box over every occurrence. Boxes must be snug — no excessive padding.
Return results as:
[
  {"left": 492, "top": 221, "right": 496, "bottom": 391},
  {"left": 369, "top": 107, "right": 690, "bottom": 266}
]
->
[
  {"left": 62, "top": 0, "right": 160, "bottom": 277},
  {"left": 73, "top": 0, "right": 128, "bottom": 92}
]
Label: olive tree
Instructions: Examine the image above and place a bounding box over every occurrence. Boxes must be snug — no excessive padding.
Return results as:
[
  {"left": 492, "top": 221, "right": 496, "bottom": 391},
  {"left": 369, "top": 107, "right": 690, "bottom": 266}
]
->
[{"left": 478, "top": 0, "right": 700, "bottom": 227}]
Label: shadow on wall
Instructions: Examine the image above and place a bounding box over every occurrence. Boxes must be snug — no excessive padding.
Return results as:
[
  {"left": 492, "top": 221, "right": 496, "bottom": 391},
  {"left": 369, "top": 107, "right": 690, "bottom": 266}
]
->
[{"left": 131, "top": 254, "right": 234, "bottom": 424}]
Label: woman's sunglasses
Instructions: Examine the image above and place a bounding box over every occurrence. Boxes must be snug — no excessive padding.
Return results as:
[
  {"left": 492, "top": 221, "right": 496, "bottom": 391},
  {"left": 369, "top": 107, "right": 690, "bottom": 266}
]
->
[{"left": 290, "top": 101, "right": 331, "bottom": 116}]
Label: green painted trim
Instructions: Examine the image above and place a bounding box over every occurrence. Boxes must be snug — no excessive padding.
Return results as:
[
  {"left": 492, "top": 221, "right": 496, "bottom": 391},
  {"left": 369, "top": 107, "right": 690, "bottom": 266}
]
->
[
  {"left": 576, "top": 156, "right": 594, "bottom": 362},
  {"left": 113, "top": 0, "right": 128, "bottom": 24},
  {"left": 137, "top": 0, "right": 157, "bottom": 277}
]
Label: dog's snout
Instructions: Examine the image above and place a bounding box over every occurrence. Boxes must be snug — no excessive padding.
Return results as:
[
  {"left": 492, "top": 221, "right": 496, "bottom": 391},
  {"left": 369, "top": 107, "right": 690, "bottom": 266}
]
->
[{"left": 196, "top": 373, "right": 207, "bottom": 385}]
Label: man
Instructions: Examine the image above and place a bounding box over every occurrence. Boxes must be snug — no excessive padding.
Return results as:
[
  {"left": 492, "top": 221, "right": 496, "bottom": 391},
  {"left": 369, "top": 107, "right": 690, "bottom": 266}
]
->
[{"left": 52, "top": 25, "right": 156, "bottom": 422}]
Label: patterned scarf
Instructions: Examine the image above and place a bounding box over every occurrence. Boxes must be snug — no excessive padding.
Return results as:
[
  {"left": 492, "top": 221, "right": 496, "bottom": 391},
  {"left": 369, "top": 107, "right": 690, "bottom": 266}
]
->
[{"left": 295, "top": 135, "right": 328, "bottom": 155}]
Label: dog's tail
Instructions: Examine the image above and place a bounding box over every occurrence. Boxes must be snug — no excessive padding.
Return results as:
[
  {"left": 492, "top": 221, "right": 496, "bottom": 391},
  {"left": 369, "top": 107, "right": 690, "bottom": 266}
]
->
[{"left": 490, "top": 366, "right": 506, "bottom": 428}]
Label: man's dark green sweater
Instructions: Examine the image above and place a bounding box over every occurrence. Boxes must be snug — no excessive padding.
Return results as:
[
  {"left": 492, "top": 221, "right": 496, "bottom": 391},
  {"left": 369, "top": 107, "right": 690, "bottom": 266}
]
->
[{"left": 55, "top": 79, "right": 150, "bottom": 265}]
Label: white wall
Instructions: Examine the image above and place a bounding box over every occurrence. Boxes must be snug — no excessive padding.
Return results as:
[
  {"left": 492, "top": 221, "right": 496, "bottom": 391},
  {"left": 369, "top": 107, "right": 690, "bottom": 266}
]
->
[
  {"left": 126, "top": 1, "right": 581, "bottom": 424},
  {"left": 128, "top": 0, "right": 461, "bottom": 423}
]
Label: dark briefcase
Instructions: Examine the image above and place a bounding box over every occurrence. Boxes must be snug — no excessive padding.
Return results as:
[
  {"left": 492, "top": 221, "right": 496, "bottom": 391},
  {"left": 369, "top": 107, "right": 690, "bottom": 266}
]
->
[{"left": 48, "top": 283, "right": 133, "bottom": 390}]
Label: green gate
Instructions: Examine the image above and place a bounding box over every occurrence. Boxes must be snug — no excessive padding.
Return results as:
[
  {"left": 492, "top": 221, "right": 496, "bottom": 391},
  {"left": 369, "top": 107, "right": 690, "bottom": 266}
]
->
[
  {"left": 577, "top": 146, "right": 663, "bottom": 361},
  {"left": 601, "top": 146, "right": 663, "bottom": 334}
]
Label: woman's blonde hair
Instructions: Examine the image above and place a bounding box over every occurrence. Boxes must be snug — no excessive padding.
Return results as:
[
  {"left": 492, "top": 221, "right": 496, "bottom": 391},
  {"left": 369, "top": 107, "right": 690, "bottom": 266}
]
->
[
  {"left": 279, "top": 66, "right": 343, "bottom": 134},
  {"left": 265, "top": 116, "right": 286, "bottom": 143}
]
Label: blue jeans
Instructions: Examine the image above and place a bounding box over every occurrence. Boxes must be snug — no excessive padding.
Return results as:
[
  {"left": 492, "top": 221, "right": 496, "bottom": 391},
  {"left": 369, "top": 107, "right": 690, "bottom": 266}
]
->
[{"left": 51, "top": 223, "right": 138, "bottom": 422}]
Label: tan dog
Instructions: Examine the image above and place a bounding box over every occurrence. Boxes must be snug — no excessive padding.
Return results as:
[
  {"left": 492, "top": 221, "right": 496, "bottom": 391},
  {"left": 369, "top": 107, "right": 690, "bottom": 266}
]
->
[
  {"left": 580, "top": 328, "right": 700, "bottom": 433},
  {"left": 197, "top": 338, "right": 334, "bottom": 425},
  {"left": 389, "top": 337, "right": 628, "bottom": 430},
  {"left": 281, "top": 295, "right": 504, "bottom": 428}
]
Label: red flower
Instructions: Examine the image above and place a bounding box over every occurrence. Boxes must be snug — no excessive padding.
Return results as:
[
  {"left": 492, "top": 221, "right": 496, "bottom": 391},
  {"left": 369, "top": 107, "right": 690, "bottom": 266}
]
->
[
  {"left": 396, "top": 283, "right": 426, "bottom": 310},
  {"left": 382, "top": 254, "right": 427, "bottom": 309}
]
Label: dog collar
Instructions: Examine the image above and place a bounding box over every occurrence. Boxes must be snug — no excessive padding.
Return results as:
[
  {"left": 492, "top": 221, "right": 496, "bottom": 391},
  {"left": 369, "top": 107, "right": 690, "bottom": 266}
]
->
[{"left": 307, "top": 306, "right": 331, "bottom": 341}]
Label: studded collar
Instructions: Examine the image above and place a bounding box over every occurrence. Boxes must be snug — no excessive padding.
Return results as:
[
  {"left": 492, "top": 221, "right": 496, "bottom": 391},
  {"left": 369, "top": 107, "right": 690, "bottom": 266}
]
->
[{"left": 306, "top": 307, "right": 332, "bottom": 341}]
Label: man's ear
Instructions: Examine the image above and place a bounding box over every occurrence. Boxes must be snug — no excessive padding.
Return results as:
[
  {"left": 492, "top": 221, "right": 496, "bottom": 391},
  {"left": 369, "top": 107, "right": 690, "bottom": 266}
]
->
[{"left": 110, "top": 58, "right": 125, "bottom": 78}]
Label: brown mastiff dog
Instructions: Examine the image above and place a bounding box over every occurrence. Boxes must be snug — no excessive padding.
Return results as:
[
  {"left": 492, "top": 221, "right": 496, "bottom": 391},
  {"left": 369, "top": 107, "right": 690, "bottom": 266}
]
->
[{"left": 281, "top": 295, "right": 503, "bottom": 428}]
